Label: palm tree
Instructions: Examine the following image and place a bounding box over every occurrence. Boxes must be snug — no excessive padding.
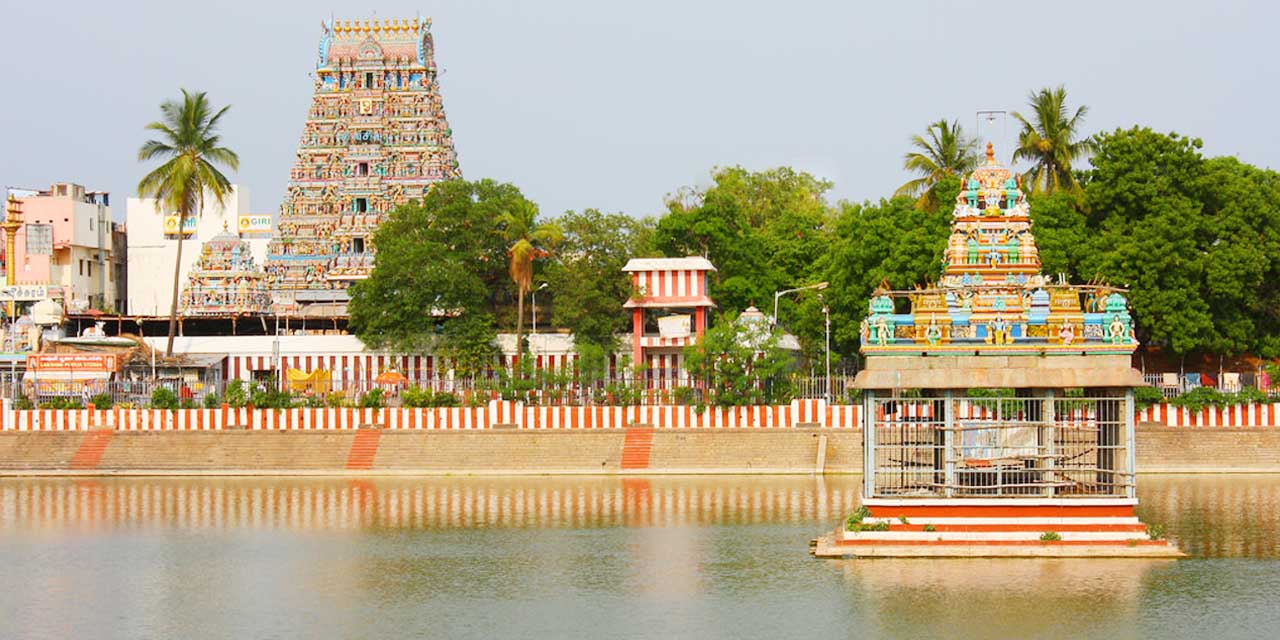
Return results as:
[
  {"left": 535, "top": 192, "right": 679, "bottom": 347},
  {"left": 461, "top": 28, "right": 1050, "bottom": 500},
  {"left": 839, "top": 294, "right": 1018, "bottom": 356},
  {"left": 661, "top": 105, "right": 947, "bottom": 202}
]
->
[
  {"left": 500, "top": 200, "right": 561, "bottom": 359},
  {"left": 1012, "top": 86, "right": 1096, "bottom": 194},
  {"left": 137, "top": 90, "right": 239, "bottom": 356},
  {"left": 894, "top": 119, "right": 980, "bottom": 209}
]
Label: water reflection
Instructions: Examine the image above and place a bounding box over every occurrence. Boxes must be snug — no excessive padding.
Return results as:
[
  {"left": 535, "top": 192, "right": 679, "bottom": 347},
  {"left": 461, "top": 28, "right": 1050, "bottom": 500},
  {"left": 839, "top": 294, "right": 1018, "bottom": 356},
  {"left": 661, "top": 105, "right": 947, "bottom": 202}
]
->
[
  {"left": 1137, "top": 474, "right": 1280, "bottom": 558},
  {"left": 0, "top": 476, "right": 862, "bottom": 534}
]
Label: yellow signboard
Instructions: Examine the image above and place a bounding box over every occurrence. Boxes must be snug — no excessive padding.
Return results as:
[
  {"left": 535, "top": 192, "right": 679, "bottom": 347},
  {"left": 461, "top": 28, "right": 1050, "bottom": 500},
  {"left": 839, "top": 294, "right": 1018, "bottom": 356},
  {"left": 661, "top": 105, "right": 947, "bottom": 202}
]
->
[
  {"left": 163, "top": 215, "right": 197, "bottom": 235},
  {"left": 237, "top": 214, "right": 273, "bottom": 233}
]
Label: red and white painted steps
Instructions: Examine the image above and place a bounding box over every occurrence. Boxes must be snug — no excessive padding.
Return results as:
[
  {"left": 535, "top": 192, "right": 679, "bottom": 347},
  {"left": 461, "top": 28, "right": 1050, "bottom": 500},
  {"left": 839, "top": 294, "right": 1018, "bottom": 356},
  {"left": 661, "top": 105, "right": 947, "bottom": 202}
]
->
[{"left": 813, "top": 499, "right": 1185, "bottom": 558}]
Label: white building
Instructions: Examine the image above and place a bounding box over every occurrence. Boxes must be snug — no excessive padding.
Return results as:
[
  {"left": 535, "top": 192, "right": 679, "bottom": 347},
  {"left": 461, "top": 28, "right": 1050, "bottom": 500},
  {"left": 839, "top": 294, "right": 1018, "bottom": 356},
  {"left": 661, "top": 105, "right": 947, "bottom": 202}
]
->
[{"left": 125, "top": 186, "right": 272, "bottom": 316}]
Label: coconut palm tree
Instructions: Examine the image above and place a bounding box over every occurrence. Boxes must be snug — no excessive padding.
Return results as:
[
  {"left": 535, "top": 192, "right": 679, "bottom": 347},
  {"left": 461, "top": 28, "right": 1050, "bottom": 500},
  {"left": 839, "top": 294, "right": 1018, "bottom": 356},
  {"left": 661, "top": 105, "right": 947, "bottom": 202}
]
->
[
  {"left": 1012, "top": 86, "right": 1096, "bottom": 194},
  {"left": 500, "top": 200, "right": 561, "bottom": 358},
  {"left": 894, "top": 119, "right": 980, "bottom": 209},
  {"left": 137, "top": 90, "right": 239, "bottom": 356}
]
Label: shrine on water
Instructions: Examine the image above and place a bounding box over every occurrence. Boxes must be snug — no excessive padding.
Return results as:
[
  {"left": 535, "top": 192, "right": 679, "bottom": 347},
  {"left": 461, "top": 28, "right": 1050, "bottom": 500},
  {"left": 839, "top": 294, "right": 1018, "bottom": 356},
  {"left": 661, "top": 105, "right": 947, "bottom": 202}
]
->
[
  {"left": 180, "top": 228, "right": 273, "bottom": 318},
  {"left": 265, "top": 17, "right": 461, "bottom": 314},
  {"left": 813, "top": 144, "right": 1182, "bottom": 557}
]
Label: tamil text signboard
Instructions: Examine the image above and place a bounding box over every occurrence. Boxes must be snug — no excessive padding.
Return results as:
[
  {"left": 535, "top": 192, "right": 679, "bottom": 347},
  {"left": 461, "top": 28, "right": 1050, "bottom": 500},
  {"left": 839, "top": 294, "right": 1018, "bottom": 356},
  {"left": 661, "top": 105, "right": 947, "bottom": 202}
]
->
[
  {"left": 0, "top": 284, "right": 50, "bottom": 301},
  {"left": 27, "top": 353, "right": 119, "bottom": 372}
]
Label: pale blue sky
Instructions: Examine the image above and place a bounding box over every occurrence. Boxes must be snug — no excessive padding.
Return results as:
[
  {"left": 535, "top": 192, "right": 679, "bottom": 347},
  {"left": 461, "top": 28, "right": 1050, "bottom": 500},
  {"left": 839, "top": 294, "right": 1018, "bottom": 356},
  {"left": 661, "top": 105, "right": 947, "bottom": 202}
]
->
[{"left": 1, "top": 0, "right": 1275, "bottom": 220}]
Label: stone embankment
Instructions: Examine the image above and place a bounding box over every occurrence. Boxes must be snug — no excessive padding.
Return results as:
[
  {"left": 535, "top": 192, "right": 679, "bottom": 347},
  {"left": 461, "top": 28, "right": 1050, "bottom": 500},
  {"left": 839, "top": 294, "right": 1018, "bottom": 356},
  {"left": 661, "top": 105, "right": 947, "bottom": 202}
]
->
[{"left": 1, "top": 401, "right": 1278, "bottom": 475}]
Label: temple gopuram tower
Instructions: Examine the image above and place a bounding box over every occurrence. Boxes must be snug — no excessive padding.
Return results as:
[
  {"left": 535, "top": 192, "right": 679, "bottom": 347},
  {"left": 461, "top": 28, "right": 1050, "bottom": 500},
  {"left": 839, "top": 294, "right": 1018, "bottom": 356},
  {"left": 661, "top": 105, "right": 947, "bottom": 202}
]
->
[
  {"left": 813, "top": 144, "right": 1182, "bottom": 558},
  {"left": 181, "top": 228, "right": 273, "bottom": 318},
  {"left": 266, "top": 17, "right": 461, "bottom": 314}
]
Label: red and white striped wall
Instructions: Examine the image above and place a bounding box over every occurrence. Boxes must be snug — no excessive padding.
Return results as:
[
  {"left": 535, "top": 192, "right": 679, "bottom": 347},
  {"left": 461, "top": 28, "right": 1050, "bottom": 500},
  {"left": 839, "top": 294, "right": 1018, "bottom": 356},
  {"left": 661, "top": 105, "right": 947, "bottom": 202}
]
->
[
  {"left": 630, "top": 268, "right": 709, "bottom": 302},
  {"left": 1137, "top": 402, "right": 1280, "bottom": 427},
  {"left": 6, "top": 401, "right": 1275, "bottom": 432}
]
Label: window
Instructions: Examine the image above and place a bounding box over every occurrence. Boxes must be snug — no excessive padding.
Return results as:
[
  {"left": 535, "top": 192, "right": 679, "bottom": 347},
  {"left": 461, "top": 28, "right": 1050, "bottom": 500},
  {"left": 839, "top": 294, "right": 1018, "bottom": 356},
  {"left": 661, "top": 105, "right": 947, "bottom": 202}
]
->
[
  {"left": 89, "top": 217, "right": 94, "bottom": 231},
  {"left": 354, "top": 198, "right": 368, "bottom": 213},
  {"left": 79, "top": 259, "right": 84, "bottom": 276},
  {"left": 357, "top": 162, "right": 369, "bottom": 176},
  {"left": 88, "top": 261, "right": 92, "bottom": 277},
  {"left": 352, "top": 237, "right": 365, "bottom": 254},
  {"left": 365, "top": 72, "right": 373, "bottom": 88}
]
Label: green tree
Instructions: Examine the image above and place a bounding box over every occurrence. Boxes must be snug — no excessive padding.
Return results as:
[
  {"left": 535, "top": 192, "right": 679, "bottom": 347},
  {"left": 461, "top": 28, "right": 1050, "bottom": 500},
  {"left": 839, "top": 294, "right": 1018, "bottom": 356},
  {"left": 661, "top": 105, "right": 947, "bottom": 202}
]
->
[
  {"left": 1027, "top": 191, "right": 1088, "bottom": 278},
  {"left": 349, "top": 179, "right": 521, "bottom": 372},
  {"left": 656, "top": 167, "right": 834, "bottom": 354},
  {"left": 545, "top": 209, "right": 656, "bottom": 352},
  {"left": 500, "top": 200, "right": 562, "bottom": 358},
  {"left": 894, "top": 119, "right": 980, "bottom": 210},
  {"left": 821, "top": 196, "right": 950, "bottom": 354},
  {"left": 1013, "top": 86, "right": 1095, "bottom": 194},
  {"left": 683, "top": 313, "right": 794, "bottom": 406},
  {"left": 136, "top": 89, "right": 239, "bottom": 356}
]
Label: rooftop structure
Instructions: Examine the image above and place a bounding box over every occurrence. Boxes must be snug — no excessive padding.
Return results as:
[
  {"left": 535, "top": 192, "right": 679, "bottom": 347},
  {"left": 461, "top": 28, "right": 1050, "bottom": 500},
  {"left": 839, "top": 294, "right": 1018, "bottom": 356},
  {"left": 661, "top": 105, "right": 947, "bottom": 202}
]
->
[
  {"left": 7, "top": 183, "right": 116, "bottom": 313},
  {"left": 265, "top": 17, "right": 461, "bottom": 314},
  {"left": 623, "top": 257, "right": 716, "bottom": 381}
]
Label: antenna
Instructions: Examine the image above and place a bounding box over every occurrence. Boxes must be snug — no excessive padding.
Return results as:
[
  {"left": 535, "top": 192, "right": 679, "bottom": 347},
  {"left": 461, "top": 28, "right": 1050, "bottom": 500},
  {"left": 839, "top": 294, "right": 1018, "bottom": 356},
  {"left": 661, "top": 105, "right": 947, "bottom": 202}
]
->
[{"left": 976, "top": 110, "right": 1009, "bottom": 162}]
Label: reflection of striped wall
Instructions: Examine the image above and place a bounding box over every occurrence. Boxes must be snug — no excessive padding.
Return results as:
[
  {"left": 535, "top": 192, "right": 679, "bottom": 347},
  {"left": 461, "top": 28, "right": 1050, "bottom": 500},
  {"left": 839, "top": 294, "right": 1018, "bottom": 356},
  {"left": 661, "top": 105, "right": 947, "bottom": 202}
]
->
[{"left": 0, "top": 479, "right": 859, "bottom": 533}]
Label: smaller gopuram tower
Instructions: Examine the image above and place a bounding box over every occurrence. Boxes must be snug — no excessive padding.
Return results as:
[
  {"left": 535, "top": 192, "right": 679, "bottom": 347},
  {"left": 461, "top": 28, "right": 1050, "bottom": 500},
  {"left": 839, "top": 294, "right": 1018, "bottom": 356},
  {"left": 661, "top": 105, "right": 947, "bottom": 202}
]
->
[
  {"left": 813, "top": 145, "right": 1181, "bottom": 558},
  {"left": 180, "top": 228, "right": 273, "bottom": 318},
  {"left": 266, "top": 17, "right": 461, "bottom": 314}
]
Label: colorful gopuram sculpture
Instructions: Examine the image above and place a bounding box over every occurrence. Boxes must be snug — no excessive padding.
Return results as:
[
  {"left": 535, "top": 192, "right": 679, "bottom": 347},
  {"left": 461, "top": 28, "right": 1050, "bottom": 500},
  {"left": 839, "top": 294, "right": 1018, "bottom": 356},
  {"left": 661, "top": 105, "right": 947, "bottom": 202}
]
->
[
  {"left": 812, "top": 144, "right": 1180, "bottom": 558},
  {"left": 265, "top": 17, "right": 461, "bottom": 311},
  {"left": 860, "top": 143, "right": 1134, "bottom": 354},
  {"left": 181, "top": 229, "right": 273, "bottom": 316}
]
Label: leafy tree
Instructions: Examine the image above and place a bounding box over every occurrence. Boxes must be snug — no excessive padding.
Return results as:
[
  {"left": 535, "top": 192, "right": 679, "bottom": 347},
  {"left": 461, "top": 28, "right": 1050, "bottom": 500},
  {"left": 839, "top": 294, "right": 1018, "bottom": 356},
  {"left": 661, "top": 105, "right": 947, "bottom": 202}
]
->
[
  {"left": 545, "top": 209, "right": 657, "bottom": 352},
  {"left": 349, "top": 179, "right": 522, "bottom": 369},
  {"left": 500, "top": 200, "right": 562, "bottom": 356},
  {"left": 656, "top": 167, "right": 834, "bottom": 354},
  {"left": 822, "top": 196, "right": 951, "bottom": 354},
  {"left": 1079, "top": 127, "right": 1280, "bottom": 357},
  {"left": 136, "top": 89, "right": 240, "bottom": 356},
  {"left": 894, "top": 119, "right": 980, "bottom": 210},
  {"left": 683, "top": 313, "right": 794, "bottom": 406},
  {"left": 1027, "top": 190, "right": 1088, "bottom": 278},
  {"left": 1013, "top": 86, "right": 1095, "bottom": 194}
]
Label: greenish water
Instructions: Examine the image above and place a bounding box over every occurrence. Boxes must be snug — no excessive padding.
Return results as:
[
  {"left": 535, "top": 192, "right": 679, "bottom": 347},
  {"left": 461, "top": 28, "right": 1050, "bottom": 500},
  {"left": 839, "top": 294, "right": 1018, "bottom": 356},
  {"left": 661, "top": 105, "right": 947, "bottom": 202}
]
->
[{"left": 0, "top": 475, "right": 1276, "bottom": 639}]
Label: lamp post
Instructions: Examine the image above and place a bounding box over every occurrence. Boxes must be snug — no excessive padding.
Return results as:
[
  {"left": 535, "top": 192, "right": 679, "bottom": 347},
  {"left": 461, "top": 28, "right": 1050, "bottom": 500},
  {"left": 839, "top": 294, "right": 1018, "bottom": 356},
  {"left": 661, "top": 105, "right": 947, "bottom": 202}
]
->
[
  {"left": 819, "top": 293, "right": 831, "bottom": 402},
  {"left": 3, "top": 195, "right": 24, "bottom": 320},
  {"left": 531, "top": 282, "right": 548, "bottom": 336},
  {"left": 772, "top": 281, "right": 828, "bottom": 328}
]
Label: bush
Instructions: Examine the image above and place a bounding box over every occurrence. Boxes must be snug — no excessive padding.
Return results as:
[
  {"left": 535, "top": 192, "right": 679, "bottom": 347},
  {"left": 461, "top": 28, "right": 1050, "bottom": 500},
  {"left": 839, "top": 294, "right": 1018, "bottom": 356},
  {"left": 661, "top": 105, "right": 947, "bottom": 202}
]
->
[
  {"left": 150, "top": 387, "right": 179, "bottom": 410},
  {"left": 303, "top": 394, "right": 326, "bottom": 408},
  {"left": 201, "top": 393, "right": 221, "bottom": 409},
  {"left": 39, "top": 397, "right": 83, "bottom": 410},
  {"left": 224, "top": 380, "right": 249, "bottom": 408},
  {"left": 1134, "top": 385, "right": 1166, "bottom": 410},
  {"left": 326, "top": 391, "right": 348, "bottom": 408},
  {"left": 90, "top": 393, "right": 114, "bottom": 410},
  {"left": 402, "top": 386, "right": 461, "bottom": 408},
  {"left": 1039, "top": 531, "right": 1062, "bottom": 542},
  {"left": 14, "top": 396, "right": 34, "bottom": 410},
  {"left": 359, "top": 388, "right": 385, "bottom": 409}
]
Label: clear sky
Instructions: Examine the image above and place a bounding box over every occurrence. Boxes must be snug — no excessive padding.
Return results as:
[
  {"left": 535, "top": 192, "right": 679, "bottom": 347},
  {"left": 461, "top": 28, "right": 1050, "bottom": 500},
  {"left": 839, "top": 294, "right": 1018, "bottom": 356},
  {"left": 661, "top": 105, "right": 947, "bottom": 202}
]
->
[{"left": 1, "top": 0, "right": 1275, "bottom": 221}]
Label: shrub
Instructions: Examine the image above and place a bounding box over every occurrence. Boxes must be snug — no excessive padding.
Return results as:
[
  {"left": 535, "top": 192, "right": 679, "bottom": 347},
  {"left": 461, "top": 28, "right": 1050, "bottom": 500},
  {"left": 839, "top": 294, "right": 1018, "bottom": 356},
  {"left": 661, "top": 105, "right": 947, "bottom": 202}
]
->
[
  {"left": 1134, "top": 385, "right": 1166, "bottom": 410},
  {"left": 1146, "top": 523, "right": 1165, "bottom": 540},
  {"left": 1039, "top": 531, "right": 1062, "bottom": 542},
  {"left": 150, "top": 387, "right": 179, "bottom": 410},
  {"left": 844, "top": 505, "right": 872, "bottom": 531},
  {"left": 40, "top": 397, "right": 83, "bottom": 410},
  {"left": 202, "top": 393, "right": 222, "bottom": 409},
  {"left": 326, "top": 391, "right": 348, "bottom": 408},
  {"left": 14, "top": 396, "right": 34, "bottom": 410},
  {"left": 179, "top": 398, "right": 197, "bottom": 410},
  {"left": 90, "top": 393, "right": 114, "bottom": 410},
  {"left": 360, "top": 388, "right": 385, "bottom": 409},
  {"left": 224, "top": 379, "right": 249, "bottom": 408},
  {"left": 303, "top": 394, "right": 326, "bottom": 408}
]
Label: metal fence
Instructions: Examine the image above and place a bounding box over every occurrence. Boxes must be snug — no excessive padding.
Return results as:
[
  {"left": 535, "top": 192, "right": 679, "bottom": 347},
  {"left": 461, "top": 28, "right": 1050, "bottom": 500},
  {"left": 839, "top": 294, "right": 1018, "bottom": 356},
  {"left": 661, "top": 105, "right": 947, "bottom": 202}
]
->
[
  {"left": 867, "top": 393, "right": 1133, "bottom": 499},
  {"left": 1142, "top": 371, "right": 1264, "bottom": 398}
]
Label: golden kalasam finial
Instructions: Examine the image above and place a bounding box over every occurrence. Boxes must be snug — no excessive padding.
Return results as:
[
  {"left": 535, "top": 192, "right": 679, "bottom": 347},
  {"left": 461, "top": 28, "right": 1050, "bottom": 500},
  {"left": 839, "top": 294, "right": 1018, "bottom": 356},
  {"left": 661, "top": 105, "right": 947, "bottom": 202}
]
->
[{"left": 986, "top": 141, "right": 995, "bottom": 163}]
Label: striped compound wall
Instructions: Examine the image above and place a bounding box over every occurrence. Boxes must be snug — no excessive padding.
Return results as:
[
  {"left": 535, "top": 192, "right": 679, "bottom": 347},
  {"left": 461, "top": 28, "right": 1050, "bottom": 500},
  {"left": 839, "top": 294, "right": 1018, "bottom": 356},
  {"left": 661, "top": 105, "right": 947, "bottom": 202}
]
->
[{"left": 2, "top": 401, "right": 1278, "bottom": 432}]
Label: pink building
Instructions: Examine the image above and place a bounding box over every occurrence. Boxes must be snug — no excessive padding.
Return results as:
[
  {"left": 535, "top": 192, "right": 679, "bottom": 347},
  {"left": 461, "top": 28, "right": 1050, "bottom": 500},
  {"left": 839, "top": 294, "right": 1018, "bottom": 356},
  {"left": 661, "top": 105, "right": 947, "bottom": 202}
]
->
[
  {"left": 622, "top": 257, "right": 716, "bottom": 381},
  {"left": 9, "top": 183, "right": 117, "bottom": 312}
]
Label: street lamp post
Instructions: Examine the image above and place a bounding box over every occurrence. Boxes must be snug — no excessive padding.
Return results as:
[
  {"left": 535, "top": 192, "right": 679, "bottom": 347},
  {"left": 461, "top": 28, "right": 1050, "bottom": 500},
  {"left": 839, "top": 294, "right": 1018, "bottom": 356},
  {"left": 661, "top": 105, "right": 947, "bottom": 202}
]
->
[
  {"left": 819, "top": 293, "right": 831, "bottom": 401},
  {"left": 531, "top": 282, "right": 548, "bottom": 337},
  {"left": 772, "top": 281, "right": 828, "bottom": 328}
]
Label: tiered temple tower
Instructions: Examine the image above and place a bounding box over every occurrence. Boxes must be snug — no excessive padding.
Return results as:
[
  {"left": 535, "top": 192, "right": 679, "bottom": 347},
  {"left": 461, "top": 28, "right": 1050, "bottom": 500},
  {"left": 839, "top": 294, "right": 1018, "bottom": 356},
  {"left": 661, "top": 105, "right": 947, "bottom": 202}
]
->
[
  {"left": 181, "top": 228, "right": 273, "bottom": 317},
  {"left": 266, "top": 17, "right": 461, "bottom": 314},
  {"left": 812, "top": 144, "right": 1181, "bottom": 558}
]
